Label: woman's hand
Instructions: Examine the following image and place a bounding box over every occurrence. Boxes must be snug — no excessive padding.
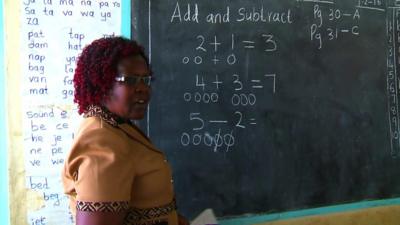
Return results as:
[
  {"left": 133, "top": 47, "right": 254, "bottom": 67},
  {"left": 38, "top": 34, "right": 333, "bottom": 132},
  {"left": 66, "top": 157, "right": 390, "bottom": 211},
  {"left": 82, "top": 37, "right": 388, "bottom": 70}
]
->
[{"left": 178, "top": 213, "right": 190, "bottom": 225}]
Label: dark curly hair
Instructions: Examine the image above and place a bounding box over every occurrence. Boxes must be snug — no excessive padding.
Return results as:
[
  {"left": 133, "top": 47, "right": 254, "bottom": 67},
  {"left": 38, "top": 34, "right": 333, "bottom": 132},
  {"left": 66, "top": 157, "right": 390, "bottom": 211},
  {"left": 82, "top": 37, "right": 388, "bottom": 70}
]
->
[{"left": 73, "top": 36, "right": 151, "bottom": 115}]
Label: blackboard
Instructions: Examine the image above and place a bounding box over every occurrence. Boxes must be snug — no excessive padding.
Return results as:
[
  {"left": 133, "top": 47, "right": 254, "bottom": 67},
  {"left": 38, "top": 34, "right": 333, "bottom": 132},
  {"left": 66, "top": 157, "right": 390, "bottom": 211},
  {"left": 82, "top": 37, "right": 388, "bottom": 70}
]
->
[{"left": 132, "top": 0, "right": 400, "bottom": 219}]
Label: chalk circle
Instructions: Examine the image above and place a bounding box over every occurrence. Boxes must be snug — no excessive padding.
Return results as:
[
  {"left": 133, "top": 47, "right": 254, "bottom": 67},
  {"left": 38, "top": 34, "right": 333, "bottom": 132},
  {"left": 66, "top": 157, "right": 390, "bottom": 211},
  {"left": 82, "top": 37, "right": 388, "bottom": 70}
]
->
[
  {"left": 182, "top": 57, "right": 190, "bottom": 64},
  {"left": 183, "top": 92, "right": 191, "bottom": 102}
]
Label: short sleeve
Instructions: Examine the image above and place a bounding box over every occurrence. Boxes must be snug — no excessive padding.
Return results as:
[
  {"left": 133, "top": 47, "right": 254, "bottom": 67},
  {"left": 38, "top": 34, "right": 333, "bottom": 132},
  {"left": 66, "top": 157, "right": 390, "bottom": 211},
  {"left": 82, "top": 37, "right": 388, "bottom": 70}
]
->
[{"left": 65, "top": 128, "right": 134, "bottom": 212}]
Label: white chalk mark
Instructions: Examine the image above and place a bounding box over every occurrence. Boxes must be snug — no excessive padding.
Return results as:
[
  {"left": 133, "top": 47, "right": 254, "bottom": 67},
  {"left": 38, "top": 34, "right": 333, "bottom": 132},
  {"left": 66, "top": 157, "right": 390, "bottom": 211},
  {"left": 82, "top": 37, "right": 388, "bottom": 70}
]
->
[
  {"left": 265, "top": 74, "right": 276, "bottom": 93},
  {"left": 297, "top": 0, "right": 334, "bottom": 4},
  {"left": 209, "top": 120, "right": 228, "bottom": 123},
  {"left": 243, "top": 40, "right": 255, "bottom": 49},
  {"left": 210, "top": 36, "right": 221, "bottom": 52},
  {"left": 356, "top": 6, "right": 385, "bottom": 12},
  {"left": 231, "top": 34, "right": 235, "bottom": 50}
]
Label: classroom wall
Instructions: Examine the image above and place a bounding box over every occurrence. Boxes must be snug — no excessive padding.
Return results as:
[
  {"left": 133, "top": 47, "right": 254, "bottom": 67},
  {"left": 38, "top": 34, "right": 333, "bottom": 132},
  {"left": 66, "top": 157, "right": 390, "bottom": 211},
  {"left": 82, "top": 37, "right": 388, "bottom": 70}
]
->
[
  {"left": 4, "top": 0, "right": 128, "bottom": 224},
  {"left": 5, "top": 0, "right": 26, "bottom": 224},
  {"left": 0, "top": 0, "right": 10, "bottom": 225},
  {"left": 2, "top": 0, "right": 399, "bottom": 224}
]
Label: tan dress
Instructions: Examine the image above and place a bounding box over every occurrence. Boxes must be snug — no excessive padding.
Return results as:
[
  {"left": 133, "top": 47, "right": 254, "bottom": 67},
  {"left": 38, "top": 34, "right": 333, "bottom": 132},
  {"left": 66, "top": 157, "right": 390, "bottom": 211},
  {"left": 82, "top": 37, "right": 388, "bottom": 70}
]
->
[{"left": 61, "top": 105, "right": 179, "bottom": 225}]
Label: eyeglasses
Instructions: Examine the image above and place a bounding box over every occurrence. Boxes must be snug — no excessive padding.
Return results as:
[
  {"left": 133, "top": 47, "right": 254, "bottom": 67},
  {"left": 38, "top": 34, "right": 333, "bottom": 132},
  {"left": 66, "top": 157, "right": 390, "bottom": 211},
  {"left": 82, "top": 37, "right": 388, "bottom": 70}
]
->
[{"left": 115, "top": 75, "right": 154, "bottom": 86}]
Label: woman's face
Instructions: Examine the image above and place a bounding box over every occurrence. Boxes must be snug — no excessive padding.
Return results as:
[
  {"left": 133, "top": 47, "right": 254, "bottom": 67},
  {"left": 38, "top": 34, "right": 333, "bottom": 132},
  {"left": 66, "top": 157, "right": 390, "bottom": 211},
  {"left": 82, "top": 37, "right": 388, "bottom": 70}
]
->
[{"left": 104, "top": 55, "right": 152, "bottom": 120}]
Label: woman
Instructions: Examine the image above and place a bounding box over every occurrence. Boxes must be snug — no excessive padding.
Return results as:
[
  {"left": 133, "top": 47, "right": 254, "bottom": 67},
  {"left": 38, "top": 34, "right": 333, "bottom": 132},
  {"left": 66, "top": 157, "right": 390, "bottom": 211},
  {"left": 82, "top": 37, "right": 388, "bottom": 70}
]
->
[{"left": 61, "top": 36, "right": 189, "bottom": 225}]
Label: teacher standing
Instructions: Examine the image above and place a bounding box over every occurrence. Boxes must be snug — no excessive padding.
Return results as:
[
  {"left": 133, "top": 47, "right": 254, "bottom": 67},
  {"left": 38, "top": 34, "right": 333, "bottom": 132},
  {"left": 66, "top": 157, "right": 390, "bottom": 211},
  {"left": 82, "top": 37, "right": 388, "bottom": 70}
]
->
[{"left": 61, "top": 36, "right": 189, "bottom": 225}]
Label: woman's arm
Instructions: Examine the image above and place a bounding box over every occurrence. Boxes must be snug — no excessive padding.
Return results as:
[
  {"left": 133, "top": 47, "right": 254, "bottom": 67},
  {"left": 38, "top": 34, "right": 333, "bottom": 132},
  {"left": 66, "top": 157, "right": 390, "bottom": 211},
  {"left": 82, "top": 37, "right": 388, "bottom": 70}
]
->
[
  {"left": 178, "top": 213, "right": 190, "bottom": 225},
  {"left": 65, "top": 129, "right": 135, "bottom": 225},
  {"left": 76, "top": 211, "right": 127, "bottom": 225}
]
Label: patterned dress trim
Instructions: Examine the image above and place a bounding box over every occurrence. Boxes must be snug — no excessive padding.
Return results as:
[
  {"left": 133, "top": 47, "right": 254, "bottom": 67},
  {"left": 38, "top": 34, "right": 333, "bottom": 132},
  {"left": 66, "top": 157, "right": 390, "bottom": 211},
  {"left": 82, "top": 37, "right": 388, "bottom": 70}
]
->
[
  {"left": 76, "top": 198, "right": 176, "bottom": 225},
  {"left": 124, "top": 198, "right": 177, "bottom": 222},
  {"left": 83, "top": 104, "right": 133, "bottom": 127},
  {"left": 125, "top": 219, "right": 169, "bottom": 225},
  {"left": 76, "top": 201, "right": 130, "bottom": 212}
]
